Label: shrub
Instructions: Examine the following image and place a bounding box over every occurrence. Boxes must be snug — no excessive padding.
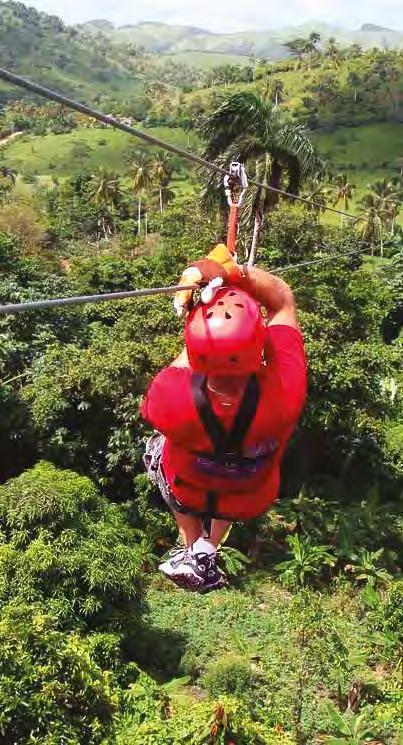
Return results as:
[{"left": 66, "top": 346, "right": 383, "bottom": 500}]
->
[
  {"left": 117, "top": 678, "right": 296, "bottom": 745},
  {"left": 0, "top": 461, "right": 149, "bottom": 631},
  {"left": 276, "top": 534, "right": 336, "bottom": 588},
  {"left": 383, "top": 580, "right": 403, "bottom": 637},
  {"left": 0, "top": 603, "right": 119, "bottom": 744},
  {"left": 201, "top": 654, "right": 256, "bottom": 698}
]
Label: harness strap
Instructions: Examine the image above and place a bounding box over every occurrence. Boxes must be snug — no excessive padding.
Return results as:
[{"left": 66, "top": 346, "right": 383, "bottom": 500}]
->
[
  {"left": 190, "top": 372, "right": 260, "bottom": 455},
  {"left": 191, "top": 373, "right": 227, "bottom": 453},
  {"left": 229, "top": 374, "right": 259, "bottom": 451}
]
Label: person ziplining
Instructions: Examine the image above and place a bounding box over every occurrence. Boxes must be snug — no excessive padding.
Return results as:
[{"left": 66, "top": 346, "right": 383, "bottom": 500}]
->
[{"left": 141, "top": 239, "right": 307, "bottom": 592}]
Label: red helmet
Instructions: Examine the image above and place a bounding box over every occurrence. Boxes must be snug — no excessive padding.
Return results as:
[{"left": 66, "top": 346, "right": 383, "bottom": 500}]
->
[{"left": 185, "top": 286, "right": 266, "bottom": 375}]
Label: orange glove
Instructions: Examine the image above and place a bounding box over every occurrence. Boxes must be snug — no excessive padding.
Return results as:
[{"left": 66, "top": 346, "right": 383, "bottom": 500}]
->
[{"left": 174, "top": 244, "right": 242, "bottom": 317}]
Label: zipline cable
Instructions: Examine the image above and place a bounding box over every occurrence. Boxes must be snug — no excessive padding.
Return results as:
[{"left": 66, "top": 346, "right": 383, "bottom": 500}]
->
[
  {"left": 0, "top": 248, "right": 371, "bottom": 316},
  {"left": 0, "top": 284, "right": 195, "bottom": 316},
  {"left": 0, "top": 67, "right": 362, "bottom": 223},
  {"left": 272, "top": 246, "right": 369, "bottom": 274}
]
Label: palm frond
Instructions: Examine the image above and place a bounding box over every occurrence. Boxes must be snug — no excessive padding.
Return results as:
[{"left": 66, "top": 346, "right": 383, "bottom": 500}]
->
[
  {"left": 274, "top": 123, "right": 318, "bottom": 177},
  {"left": 200, "top": 92, "right": 270, "bottom": 160}
]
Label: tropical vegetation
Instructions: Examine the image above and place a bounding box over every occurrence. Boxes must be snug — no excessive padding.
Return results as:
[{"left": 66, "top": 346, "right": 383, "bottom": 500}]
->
[{"left": 0, "top": 3, "right": 401, "bottom": 743}]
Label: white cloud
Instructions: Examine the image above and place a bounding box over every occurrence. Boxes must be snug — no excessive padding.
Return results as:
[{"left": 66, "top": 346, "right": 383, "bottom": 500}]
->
[{"left": 22, "top": 0, "right": 403, "bottom": 32}]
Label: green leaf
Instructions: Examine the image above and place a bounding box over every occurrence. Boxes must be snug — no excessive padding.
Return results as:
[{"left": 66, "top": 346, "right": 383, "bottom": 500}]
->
[{"left": 324, "top": 702, "right": 351, "bottom": 736}]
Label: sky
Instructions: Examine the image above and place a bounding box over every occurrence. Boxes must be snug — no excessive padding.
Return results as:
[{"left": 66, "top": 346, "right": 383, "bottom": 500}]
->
[{"left": 20, "top": 0, "right": 403, "bottom": 33}]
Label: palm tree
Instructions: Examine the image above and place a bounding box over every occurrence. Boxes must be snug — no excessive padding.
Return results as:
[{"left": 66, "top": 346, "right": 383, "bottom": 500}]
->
[
  {"left": 88, "top": 168, "right": 121, "bottom": 207},
  {"left": 283, "top": 37, "right": 306, "bottom": 67},
  {"left": 0, "top": 166, "right": 17, "bottom": 203},
  {"left": 331, "top": 173, "right": 355, "bottom": 226},
  {"left": 151, "top": 154, "right": 173, "bottom": 213},
  {"left": 199, "top": 92, "right": 319, "bottom": 253},
  {"left": 302, "top": 177, "right": 331, "bottom": 216},
  {"left": 369, "top": 54, "right": 400, "bottom": 110},
  {"left": 325, "top": 37, "right": 341, "bottom": 66},
  {"left": 303, "top": 31, "right": 321, "bottom": 67},
  {"left": 386, "top": 200, "right": 400, "bottom": 236},
  {"left": 128, "top": 152, "right": 154, "bottom": 234},
  {"left": 87, "top": 168, "right": 122, "bottom": 239},
  {"left": 347, "top": 71, "right": 361, "bottom": 103},
  {"left": 153, "top": 184, "right": 175, "bottom": 216},
  {"left": 349, "top": 42, "right": 363, "bottom": 58},
  {"left": 264, "top": 78, "right": 285, "bottom": 108},
  {"left": 372, "top": 178, "right": 401, "bottom": 236},
  {"left": 315, "top": 73, "right": 338, "bottom": 106},
  {"left": 357, "top": 193, "right": 388, "bottom": 257}
]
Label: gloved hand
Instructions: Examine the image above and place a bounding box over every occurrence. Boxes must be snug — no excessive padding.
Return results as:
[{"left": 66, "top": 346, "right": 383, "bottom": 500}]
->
[{"left": 174, "top": 243, "right": 242, "bottom": 318}]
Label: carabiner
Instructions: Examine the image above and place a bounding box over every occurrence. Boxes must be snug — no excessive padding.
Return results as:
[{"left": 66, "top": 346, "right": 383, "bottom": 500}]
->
[{"left": 224, "top": 162, "right": 248, "bottom": 207}]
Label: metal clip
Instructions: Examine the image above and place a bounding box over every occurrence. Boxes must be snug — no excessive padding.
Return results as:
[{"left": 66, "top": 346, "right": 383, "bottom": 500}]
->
[{"left": 224, "top": 162, "right": 248, "bottom": 207}]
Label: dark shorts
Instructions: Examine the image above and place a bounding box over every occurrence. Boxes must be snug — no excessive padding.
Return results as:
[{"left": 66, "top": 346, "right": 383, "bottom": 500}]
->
[
  {"left": 143, "top": 433, "right": 193, "bottom": 515},
  {"left": 143, "top": 432, "right": 236, "bottom": 521}
]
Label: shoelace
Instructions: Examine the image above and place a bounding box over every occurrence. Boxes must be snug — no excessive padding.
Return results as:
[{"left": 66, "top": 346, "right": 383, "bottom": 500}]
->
[
  {"left": 192, "top": 551, "right": 218, "bottom": 578},
  {"left": 165, "top": 546, "right": 188, "bottom": 566}
]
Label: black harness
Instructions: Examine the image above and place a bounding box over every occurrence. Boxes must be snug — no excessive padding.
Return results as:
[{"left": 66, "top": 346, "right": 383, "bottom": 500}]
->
[
  {"left": 191, "top": 372, "right": 260, "bottom": 460},
  {"left": 189, "top": 372, "right": 261, "bottom": 519}
]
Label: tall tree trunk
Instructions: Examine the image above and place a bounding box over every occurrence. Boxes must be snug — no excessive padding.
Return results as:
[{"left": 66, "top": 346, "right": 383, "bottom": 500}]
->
[
  {"left": 145, "top": 211, "right": 148, "bottom": 237},
  {"left": 268, "top": 159, "right": 283, "bottom": 210},
  {"left": 159, "top": 188, "right": 163, "bottom": 214},
  {"left": 101, "top": 216, "right": 106, "bottom": 240},
  {"left": 137, "top": 194, "right": 141, "bottom": 235}
]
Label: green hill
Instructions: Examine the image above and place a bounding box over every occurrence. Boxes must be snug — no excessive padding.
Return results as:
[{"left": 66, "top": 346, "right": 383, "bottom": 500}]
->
[
  {"left": 2, "top": 119, "right": 402, "bottom": 223},
  {"left": 158, "top": 51, "right": 252, "bottom": 69},
  {"left": 315, "top": 121, "right": 403, "bottom": 221},
  {"left": 0, "top": 1, "right": 141, "bottom": 102},
  {"left": 1, "top": 2, "right": 403, "bottom": 223},
  {"left": 108, "top": 21, "right": 211, "bottom": 51}
]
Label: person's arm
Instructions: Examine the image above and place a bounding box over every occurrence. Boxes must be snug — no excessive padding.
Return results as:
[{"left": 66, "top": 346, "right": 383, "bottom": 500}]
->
[
  {"left": 241, "top": 266, "right": 299, "bottom": 330},
  {"left": 173, "top": 243, "right": 298, "bottom": 329},
  {"left": 140, "top": 364, "right": 191, "bottom": 432},
  {"left": 170, "top": 348, "right": 190, "bottom": 367}
]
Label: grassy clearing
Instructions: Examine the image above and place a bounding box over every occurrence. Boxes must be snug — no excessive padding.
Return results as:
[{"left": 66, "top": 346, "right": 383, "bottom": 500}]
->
[
  {"left": 2, "top": 119, "right": 402, "bottom": 230},
  {"left": 0, "top": 125, "right": 200, "bottom": 179},
  {"left": 144, "top": 574, "right": 359, "bottom": 679},
  {"left": 140, "top": 572, "right": 400, "bottom": 742},
  {"left": 314, "top": 122, "right": 403, "bottom": 225},
  {"left": 158, "top": 51, "right": 252, "bottom": 69},
  {"left": 315, "top": 122, "right": 403, "bottom": 181}
]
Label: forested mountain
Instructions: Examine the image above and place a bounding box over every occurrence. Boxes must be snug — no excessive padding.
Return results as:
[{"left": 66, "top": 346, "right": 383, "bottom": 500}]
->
[
  {"left": 0, "top": 1, "right": 140, "bottom": 100},
  {"left": 80, "top": 18, "right": 403, "bottom": 57}
]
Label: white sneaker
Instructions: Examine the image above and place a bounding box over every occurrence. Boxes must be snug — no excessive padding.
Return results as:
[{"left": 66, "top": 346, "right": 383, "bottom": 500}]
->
[
  {"left": 159, "top": 539, "right": 227, "bottom": 592},
  {"left": 159, "top": 546, "right": 187, "bottom": 575}
]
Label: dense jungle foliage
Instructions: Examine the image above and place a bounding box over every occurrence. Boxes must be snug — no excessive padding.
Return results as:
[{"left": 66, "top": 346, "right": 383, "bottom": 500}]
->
[{"left": 0, "top": 4, "right": 402, "bottom": 743}]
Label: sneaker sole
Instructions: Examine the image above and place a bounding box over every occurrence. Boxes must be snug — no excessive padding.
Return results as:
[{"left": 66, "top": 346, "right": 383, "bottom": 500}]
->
[
  {"left": 198, "top": 578, "right": 228, "bottom": 594},
  {"left": 160, "top": 568, "right": 204, "bottom": 591}
]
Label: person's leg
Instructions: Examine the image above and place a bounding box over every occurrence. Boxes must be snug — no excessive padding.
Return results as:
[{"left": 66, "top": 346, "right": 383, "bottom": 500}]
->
[
  {"left": 209, "top": 519, "right": 232, "bottom": 548},
  {"left": 173, "top": 510, "right": 203, "bottom": 547},
  {"left": 160, "top": 510, "right": 228, "bottom": 592},
  {"left": 173, "top": 511, "right": 232, "bottom": 550}
]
